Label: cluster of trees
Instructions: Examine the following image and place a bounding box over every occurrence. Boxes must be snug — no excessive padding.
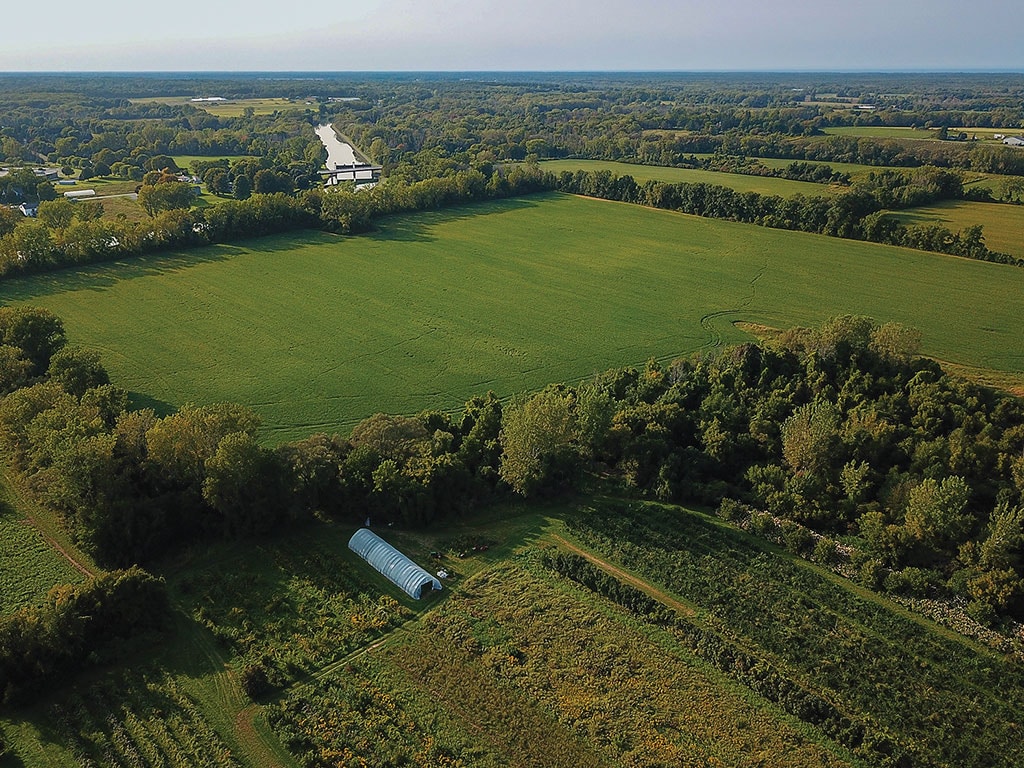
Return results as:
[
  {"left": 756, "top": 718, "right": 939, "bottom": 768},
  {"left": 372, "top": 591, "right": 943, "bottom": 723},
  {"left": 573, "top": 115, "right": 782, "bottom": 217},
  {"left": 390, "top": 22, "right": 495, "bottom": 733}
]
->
[
  {"left": 0, "top": 567, "right": 169, "bottom": 705},
  {"left": 687, "top": 155, "right": 852, "bottom": 185},
  {"left": 507, "top": 316, "right": 1024, "bottom": 622},
  {"left": 0, "top": 307, "right": 510, "bottom": 566},
  {"left": 636, "top": 131, "right": 1024, "bottom": 178},
  {"left": 0, "top": 167, "right": 56, "bottom": 205},
  {"left": 553, "top": 168, "right": 1019, "bottom": 265}
]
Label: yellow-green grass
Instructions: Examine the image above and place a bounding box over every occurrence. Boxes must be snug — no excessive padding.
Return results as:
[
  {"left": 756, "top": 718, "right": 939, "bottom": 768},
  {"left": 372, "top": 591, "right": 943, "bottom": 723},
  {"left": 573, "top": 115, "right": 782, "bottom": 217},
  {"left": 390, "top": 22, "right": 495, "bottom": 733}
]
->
[
  {"left": 963, "top": 172, "right": 1024, "bottom": 199},
  {"left": 893, "top": 200, "right": 1024, "bottom": 259},
  {"left": 821, "top": 126, "right": 939, "bottom": 139},
  {"left": 4, "top": 193, "right": 1024, "bottom": 443},
  {"left": 196, "top": 98, "right": 314, "bottom": 118},
  {"left": 540, "top": 159, "right": 838, "bottom": 197},
  {"left": 272, "top": 557, "right": 857, "bottom": 767}
]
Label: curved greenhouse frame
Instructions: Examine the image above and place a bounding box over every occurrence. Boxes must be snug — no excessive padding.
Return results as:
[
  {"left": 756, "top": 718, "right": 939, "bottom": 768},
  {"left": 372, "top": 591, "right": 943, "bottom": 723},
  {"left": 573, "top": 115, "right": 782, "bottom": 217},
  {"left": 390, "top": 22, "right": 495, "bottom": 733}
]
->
[{"left": 348, "top": 528, "right": 442, "bottom": 599}]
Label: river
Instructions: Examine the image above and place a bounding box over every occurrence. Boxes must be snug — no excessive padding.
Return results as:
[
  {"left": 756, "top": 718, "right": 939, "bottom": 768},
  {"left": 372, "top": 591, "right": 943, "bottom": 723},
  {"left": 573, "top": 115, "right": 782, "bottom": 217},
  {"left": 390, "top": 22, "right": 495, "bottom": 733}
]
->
[{"left": 315, "top": 124, "right": 359, "bottom": 169}]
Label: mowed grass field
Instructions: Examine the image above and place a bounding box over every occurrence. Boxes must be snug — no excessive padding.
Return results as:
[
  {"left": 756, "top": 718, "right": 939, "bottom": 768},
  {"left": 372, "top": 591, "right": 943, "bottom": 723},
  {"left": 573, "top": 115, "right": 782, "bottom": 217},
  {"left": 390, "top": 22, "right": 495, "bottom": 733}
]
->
[
  {"left": 3, "top": 192, "right": 1024, "bottom": 442},
  {"left": 540, "top": 159, "right": 838, "bottom": 197},
  {"left": 894, "top": 200, "right": 1024, "bottom": 258}
]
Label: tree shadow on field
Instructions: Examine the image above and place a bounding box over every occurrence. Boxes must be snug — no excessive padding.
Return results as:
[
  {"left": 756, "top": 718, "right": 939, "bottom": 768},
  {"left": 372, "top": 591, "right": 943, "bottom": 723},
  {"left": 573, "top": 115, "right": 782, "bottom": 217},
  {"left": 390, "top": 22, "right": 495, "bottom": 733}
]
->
[
  {"left": 127, "top": 391, "right": 177, "bottom": 417},
  {"left": 367, "top": 194, "right": 549, "bottom": 244},
  {"left": 0, "top": 245, "right": 241, "bottom": 303}
]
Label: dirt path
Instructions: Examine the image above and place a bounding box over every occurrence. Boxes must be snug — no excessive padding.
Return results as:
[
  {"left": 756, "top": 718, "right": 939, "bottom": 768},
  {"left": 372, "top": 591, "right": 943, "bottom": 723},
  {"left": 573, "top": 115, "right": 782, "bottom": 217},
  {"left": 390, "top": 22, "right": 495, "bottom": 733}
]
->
[
  {"left": 3, "top": 469, "right": 95, "bottom": 579},
  {"left": 550, "top": 534, "right": 696, "bottom": 618}
]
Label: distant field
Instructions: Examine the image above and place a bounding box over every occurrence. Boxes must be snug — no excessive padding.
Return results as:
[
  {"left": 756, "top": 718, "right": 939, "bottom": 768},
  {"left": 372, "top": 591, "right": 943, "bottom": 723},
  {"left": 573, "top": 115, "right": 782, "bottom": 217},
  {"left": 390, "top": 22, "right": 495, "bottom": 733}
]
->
[
  {"left": 822, "top": 126, "right": 939, "bottom": 139},
  {"left": 685, "top": 154, "right": 893, "bottom": 178},
  {"left": 4, "top": 193, "right": 1024, "bottom": 443},
  {"left": 171, "top": 154, "right": 256, "bottom": 170},
  {"left": 894, "top": 200, "right": 1024, "bottom": 259},
  {"left": 129, "top": 96, "right": 313, "bottom": 117},
  {"left": 747, "top": 156, "right": 893, "bottom": 176},
  {"left": 540, "top": 159, "right": 837, "bottom": 197}
]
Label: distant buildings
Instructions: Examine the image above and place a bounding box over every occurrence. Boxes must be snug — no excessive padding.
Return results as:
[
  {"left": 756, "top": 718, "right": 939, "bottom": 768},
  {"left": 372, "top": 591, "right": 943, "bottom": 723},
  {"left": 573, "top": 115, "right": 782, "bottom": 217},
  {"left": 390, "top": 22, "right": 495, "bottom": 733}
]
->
[{"left": 1003, "top": 136, "right": 1024, "bottom": 147}]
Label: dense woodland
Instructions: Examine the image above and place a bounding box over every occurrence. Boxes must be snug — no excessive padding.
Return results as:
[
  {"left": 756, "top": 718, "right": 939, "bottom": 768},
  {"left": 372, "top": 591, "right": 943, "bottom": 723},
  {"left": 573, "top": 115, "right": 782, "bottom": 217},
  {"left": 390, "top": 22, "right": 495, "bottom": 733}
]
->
[{"left": 3, "top": 72, "right": 1024, "bottom": 718}]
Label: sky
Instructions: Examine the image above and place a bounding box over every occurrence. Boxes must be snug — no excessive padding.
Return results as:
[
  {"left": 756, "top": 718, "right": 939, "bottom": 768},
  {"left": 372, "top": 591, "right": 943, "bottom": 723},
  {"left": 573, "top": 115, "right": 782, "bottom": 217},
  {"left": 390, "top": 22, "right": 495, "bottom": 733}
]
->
[{"left": 3, "top": 0, "right": 1021, "bottom": 72}]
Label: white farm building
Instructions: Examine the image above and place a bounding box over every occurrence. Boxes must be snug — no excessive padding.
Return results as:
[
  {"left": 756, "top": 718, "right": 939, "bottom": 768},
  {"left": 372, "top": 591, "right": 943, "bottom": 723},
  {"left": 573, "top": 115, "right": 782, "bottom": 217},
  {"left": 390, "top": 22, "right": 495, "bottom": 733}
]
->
[{"left": 348, "top": 528, "right": 442, "bottom": 599}]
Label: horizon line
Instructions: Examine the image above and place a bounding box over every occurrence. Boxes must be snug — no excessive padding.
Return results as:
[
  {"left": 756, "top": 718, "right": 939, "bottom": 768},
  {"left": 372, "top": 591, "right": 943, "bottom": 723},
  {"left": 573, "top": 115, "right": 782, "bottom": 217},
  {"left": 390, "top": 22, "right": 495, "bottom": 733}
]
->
[{"left": 1, "top": 68, "right": 1023, "bottom": 76}]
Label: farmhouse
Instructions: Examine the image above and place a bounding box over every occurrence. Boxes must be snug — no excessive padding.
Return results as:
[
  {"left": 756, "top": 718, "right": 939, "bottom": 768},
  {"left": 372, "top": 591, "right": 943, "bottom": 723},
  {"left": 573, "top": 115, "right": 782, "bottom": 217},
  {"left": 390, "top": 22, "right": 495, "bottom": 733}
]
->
[{"left": 348, "top": 528, "right": 442, "bottom": 599}]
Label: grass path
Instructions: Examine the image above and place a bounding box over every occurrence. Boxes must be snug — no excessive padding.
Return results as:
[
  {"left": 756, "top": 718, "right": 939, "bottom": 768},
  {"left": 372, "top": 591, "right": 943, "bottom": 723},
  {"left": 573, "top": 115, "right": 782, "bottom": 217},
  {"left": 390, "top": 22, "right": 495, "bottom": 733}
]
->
[{"left": 550, "top": 533, "right": 697, "bottom": 618}]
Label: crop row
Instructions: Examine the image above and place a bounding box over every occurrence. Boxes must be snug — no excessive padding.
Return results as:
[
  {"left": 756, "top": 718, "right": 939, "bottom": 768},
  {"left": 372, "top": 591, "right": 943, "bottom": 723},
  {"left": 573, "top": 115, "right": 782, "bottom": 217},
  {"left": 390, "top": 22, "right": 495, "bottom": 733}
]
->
[
  {"left": 46, "top": 671, "right": 239, "bottom": 767},
  {"left": 566, "top": 500, "right": 1024, "bottom": 768}
]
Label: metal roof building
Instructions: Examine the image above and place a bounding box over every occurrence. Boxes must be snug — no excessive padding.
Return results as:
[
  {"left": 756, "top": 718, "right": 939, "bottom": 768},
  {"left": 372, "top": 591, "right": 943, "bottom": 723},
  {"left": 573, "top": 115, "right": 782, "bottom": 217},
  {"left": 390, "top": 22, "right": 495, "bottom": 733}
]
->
[{"left": 348, "top": 528, "right": 442, "bottom": 599}]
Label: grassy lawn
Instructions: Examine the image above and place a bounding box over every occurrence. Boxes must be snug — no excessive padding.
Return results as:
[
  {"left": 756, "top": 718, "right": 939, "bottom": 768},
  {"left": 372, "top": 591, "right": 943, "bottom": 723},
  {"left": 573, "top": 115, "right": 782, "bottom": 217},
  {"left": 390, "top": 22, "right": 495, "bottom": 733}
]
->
[
  {"left": 893, "top": 199, "right": 1024, "bottom": 259},
  {"left": 0, "top": 505, "right": 85, "bottom": 614},
  {"left": 172, "top": 155, "right": 258, "bottom": 171},
  {"left": 539, "top": 158, "right": 838, "bottom": 197},
  {"left": 3, "top": 193, "right": 1024, "bottom": 443}
]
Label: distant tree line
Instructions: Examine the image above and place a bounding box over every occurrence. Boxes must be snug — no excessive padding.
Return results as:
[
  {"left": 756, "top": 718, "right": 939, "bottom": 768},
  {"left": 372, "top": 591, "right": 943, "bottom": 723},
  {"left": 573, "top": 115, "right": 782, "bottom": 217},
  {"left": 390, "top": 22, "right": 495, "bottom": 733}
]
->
[
  {"left": 3, "top": 158, "right": 1019, "bottom": 284},
  {"left": 0, "top": 164, "right": 555, "bottom": 279},
  {"left": 554, "top": 167, "right": 1020, "bottom": 266}
]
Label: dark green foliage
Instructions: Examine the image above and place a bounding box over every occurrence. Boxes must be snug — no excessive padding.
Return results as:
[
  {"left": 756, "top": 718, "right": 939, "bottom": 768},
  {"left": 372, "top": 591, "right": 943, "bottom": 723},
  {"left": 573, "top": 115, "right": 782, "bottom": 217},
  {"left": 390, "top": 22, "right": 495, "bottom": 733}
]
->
[
  {"left": 584, "top": 316, "right": 1024, "bottom": 620},
  {"left": 0, "top": 567, "right": 170, "bottom": 706},
  {"left": 46, "top": 345, "right": 109, "bottom": 397},
  {"left": 0, "top": 305, "right": 65, "bottom": 375}
]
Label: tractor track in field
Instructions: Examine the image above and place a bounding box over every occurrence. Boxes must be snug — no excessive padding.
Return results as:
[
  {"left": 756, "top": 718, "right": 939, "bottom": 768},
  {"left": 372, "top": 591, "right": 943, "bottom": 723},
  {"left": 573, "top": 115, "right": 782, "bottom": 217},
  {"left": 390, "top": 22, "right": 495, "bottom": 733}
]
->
[{"left": 550, "top": 534, "right": 696, "bottom": 618}]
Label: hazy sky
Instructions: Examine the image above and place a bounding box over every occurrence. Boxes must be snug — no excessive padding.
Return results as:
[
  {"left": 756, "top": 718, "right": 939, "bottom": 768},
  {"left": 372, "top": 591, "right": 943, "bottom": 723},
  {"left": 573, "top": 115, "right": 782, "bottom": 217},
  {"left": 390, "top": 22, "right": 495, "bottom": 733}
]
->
[{"left": 4, "top": 0, "right": 1021, "bottom": 72}]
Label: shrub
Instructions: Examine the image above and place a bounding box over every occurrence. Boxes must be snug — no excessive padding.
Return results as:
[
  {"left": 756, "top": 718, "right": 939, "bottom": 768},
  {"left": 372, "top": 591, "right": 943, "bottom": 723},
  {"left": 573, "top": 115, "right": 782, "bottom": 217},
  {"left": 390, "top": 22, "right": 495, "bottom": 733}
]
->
[
  {"left": 781, "top": 520, "right": 815, "bottom": 556},
  {"left": 717, "top": 497, "right": 747, "bottom": 522},
  {"left": 812, "top": 537, "right": 839, "bottom": 565}
]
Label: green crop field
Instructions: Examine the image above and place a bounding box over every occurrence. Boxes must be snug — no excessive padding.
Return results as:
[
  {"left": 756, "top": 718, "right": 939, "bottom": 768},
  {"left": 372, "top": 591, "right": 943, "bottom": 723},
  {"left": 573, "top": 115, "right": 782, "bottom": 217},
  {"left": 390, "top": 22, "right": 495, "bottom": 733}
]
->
[
  {"left": 539, "top": 159, "right": 838, "bottom": 197},
  {"left": 3, "top": 491, "right": 1021, "bottom": 766},
  {"left": 893, "top": 200, "right": 1024, "bottom": 259},
  {"left": 3, "top": 193, "right": 1024, "bottom": 443}
]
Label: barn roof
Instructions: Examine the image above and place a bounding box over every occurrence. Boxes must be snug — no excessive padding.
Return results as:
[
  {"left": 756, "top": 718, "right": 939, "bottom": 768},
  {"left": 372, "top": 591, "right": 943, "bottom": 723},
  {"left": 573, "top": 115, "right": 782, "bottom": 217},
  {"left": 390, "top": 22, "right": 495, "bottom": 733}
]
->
[{"left": 348, "top": 528, "right": 442, "bottom": 599}]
